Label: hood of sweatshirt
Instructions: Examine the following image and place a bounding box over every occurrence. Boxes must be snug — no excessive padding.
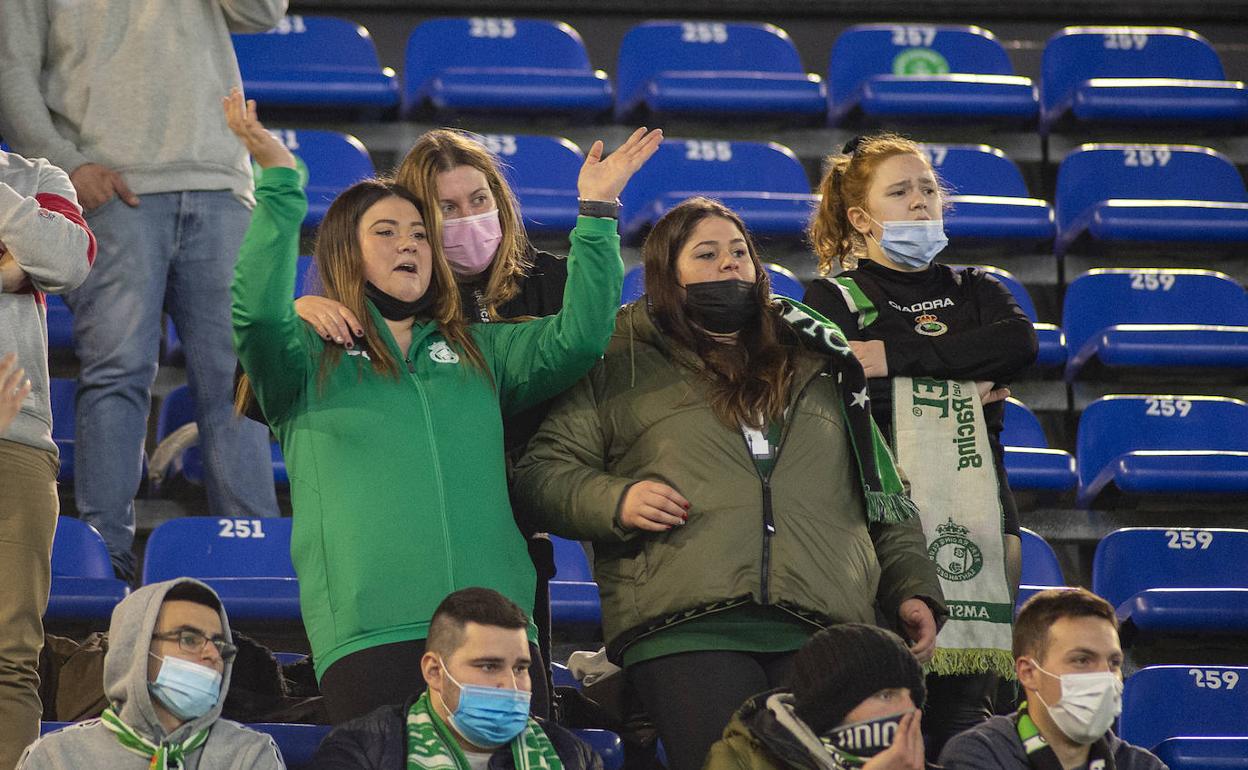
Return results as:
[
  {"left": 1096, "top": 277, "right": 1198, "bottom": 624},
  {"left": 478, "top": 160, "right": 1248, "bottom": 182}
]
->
[{"left": 104, "top": 578, "right": 235, "bottom": 742}]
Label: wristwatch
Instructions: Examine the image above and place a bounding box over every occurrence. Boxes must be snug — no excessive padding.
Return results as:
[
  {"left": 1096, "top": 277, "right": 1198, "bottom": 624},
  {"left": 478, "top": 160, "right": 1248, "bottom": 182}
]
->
[{"left": 578, "top": 198, "right": 622, "bottom": 219}]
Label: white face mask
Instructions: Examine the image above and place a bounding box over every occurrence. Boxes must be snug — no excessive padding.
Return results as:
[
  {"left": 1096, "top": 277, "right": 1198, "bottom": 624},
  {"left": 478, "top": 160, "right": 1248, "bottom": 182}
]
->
[{"left": 1030, "top": 659, "right": 1123, "bottom": 745}]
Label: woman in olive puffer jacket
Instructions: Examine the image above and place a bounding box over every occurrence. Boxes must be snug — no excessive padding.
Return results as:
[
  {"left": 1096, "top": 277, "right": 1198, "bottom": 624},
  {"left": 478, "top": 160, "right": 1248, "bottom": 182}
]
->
[{"left": 515, "top": 197, "right": 945, "bottom": 770}]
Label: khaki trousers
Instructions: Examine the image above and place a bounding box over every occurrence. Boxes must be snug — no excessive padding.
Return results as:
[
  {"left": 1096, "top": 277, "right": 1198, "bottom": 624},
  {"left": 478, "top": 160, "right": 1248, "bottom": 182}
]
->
[{"left": 0, "top": 440, "right": 58, "bottom": 769}]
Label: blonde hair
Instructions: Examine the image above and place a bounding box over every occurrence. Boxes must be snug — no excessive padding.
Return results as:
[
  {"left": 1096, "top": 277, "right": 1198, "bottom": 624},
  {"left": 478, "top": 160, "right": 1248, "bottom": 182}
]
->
[
  {"left": 395, "top": 129, "right": 531, "bottom": 320},
  {"left": 808, "top": 133, "right": 941, "bottom": 275}
]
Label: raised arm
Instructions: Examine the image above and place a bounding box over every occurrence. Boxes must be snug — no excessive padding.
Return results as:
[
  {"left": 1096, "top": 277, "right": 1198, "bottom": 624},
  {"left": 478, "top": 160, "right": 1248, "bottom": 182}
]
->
[
  {"left": 0, "top": 156, "right": 95, "bottom": 294},
  {"left": 225, "top": 89, "right": 315, "bottom": 423},
  {"left": 484, "top": 128, "right": 661, "bottom": 413}
]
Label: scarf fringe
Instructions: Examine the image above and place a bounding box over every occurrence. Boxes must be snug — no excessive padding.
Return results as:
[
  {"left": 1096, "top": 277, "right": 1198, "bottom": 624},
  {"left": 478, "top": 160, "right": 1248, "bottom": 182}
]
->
[
  {"left": 924, "top": 647, "right": 1017, "bottom": 679},
  {"left": 865, "top": 491, "right": 919, "bottom": 524}
]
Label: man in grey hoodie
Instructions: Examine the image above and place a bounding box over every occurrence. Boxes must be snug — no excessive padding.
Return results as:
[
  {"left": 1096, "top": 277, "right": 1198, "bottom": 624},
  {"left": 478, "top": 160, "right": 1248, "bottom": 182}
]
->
[
  {"left": 0, "top": 0, "right": 287, "bottom": 582},
  {"left": 17, "top": 578, "right": 286, "bottom": 770},
  {"left": 0, "top": 148, "right": 95, "bottom": 770}
]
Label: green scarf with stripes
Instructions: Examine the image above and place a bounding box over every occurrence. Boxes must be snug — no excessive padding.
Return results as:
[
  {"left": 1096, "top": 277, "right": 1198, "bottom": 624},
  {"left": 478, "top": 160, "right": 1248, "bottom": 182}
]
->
[
  {"left": 100, "top": 707, "right": 210, "bottom": 770},
  {"left": 776, "top": 298, "right": 919, "bottom": 524},
  {"left": 406, "top": 691, "right": 563, "bottom": 770}
]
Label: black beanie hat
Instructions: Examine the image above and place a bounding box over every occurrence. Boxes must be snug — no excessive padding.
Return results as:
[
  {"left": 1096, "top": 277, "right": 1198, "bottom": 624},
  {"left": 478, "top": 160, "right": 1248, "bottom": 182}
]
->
[{"left": 790, "top": 623, "right": 926, "bottom": 734}]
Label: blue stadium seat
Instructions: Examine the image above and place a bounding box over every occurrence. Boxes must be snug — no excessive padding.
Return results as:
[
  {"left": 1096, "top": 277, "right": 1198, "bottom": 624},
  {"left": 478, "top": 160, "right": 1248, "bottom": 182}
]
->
[
  {"left": 1040, "top": 27, "right": 1248, "bottom": 132},
  {"left": 923, "top": 145, "right": 1053, "bottom": 243},
  {"left": 45, "top": 294, "right": 74, "bottom": 352},
  {"left": 46, "top": 516, "right": 129, "bottom": 623},
  {"left": 249, "top": 723, "right": 331, "bottom": 769},
  {"left": 1092, "top": 527, "right": 1248, "bottom": 637},
  {"left": 404, "top": 18, "right": 612, "bottom": 117},
  {"left": 549, "top": 535, "right": 601, "bottom": 628},
  {"left": 620, "top": 262, "right": 804, "bottom": 305},
  {"left": 1152, "top": 737, "right": 1248, "bottom": 769},
  {"left": 48, "top": 378, "right": 76, "bottom": 483},
  {"left": 616, "top": 21, "right": 825, "bottom": 121},
  {"left": 232, "top": 16, "right": 397, "bottom": 113},
  {"left": 1120, "top": 666, "right": 1248, "bottom": 751},
  {"left": 472, "top": 133, "right": 584, "bottom": 235},
  {"left": 1076, "top": 396, "right": 1248, "bottom": 508},
  {"left": 1019, "top": 527, "right": 1064, "bottom": 586},
  {"left": 551, "top": 661, "right": 579, "bottom": 689},
  {"left": 572, "top": 729, "right": 623, "bottom": 770},
  {"left": 1001, "top": 399, "right": 1077, "bottom": 493},
  {"left": 764, "top": 264, "right": 805, "bottom": 300},
  {"left": 1054, "top": 144, "right": 1248, "bottom": 256},
  {"left": 143, "top": 517, "right": 300, "bottom": 623},
  {"left": 950, "top": 265, "right": 1064, "bottom": 369},
  {"left": 156, "top": 385, "right": 288, "bottom": 488},
  {"left": 620, "top": 139, "right": 816, "bottom": 242},
  {"left": 1062, "top": 269, "right": 1248, "bottom": 380},
  {"left": 829, "top": 25, "right": 1037, "bottom": 125},
  {"left": 274, "top": 129, "right": 375, "bottom": 228}
]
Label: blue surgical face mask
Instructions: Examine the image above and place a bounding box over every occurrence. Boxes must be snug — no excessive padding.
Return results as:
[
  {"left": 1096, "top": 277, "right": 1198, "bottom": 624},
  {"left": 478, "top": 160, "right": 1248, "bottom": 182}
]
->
[
  {"left": 870, "top": 218, "right": 947, "bottom": 269},
  {"left": 437, "top": 657, "right": 531, "bottom": 748},
  {"left": 148, "top": 653, "right": 222, "bottom": 721}
]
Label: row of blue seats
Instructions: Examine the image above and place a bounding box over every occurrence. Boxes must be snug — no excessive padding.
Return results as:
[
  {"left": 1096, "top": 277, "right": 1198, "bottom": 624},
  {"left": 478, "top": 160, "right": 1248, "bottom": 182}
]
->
[
  {"left": 110, "top": 127, "right": 1248, "bottom": 258},
  {"left": 234, "top": 16, "right": 1248, "bottom": 133},
  {"left": 48, "top": 259, "right": 1248, "bottom": 382},
  {"left": 46, "top": 511, "right": 1248, "bottom": 635}
]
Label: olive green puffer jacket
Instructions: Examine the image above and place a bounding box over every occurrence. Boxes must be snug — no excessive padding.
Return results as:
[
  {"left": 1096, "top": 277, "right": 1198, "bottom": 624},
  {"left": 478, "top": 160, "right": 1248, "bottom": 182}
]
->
[{"left": 514, "top": 301, "right": 944, "bottom": 663}]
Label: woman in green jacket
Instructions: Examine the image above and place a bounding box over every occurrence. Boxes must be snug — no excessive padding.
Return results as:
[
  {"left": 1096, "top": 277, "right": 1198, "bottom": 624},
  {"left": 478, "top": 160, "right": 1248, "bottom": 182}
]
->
[
  {"left": 223, "top": 90, "right": 661, "bottom": 724},
  {"left": 514, "top": 197, "right": 946, "bottom": 770}
]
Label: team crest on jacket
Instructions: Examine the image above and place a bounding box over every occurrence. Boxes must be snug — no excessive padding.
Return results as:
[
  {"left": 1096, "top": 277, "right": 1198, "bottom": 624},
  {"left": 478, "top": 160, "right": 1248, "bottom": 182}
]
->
[
  {"left": 914, "top": 313, "right": 947, "bottom": 336},
  {"left": 428, "top": 341, "right": 460, "bottom": 364}
]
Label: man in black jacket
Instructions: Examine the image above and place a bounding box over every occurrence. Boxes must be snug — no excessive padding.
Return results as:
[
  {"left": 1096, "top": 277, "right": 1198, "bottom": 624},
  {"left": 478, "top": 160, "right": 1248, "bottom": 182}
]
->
[{"left": 309, "top": 587, "right": 601, "bottom": 770}]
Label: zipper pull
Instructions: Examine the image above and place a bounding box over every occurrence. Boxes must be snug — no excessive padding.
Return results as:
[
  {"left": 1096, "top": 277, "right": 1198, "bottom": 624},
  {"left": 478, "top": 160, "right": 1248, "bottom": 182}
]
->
[{"left": 406, "top": 357, "right": 415, "bottom": 373}]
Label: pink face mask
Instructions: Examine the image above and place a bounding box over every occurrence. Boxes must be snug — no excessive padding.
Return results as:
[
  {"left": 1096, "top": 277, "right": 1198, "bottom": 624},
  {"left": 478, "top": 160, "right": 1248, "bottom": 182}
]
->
[{"left": 442, "top": 209, "right": 503, "bottom": 277}]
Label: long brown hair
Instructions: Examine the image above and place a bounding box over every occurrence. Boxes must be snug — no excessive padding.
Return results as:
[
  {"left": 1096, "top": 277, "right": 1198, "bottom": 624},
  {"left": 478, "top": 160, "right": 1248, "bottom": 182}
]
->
[
  {"left": 643, "top": 197, "right": 799, "bottom": 430},
  {"left": 308, "top": 179, "right": 486, "bottom": 382},
  {"left": 235, "top": 179, "right": 487, "bottom": 416},
  {"left": 808, "top": 132, "right": 945, "bottom": 274},
  {"left": 395, "top": 129, "right": 530, "bottom": 320}
]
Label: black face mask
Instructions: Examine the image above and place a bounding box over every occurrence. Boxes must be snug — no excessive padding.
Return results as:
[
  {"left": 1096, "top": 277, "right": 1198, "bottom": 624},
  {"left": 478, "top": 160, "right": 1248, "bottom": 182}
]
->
[
  {"left": 365, "top": 281, "right": 437, "bottom": 321},
  {"left": 682, "top": 279, "right": 759, "bottom": 334}
]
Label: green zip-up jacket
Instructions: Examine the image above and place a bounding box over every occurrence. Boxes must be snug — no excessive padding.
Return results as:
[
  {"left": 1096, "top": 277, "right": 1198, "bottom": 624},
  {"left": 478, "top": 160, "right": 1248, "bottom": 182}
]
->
[
  {"left": 231, "top": 167, "right": 623, "bottom": 679},
  {"left": 514, "top": 301, "right": 945, "bottom": 664}
]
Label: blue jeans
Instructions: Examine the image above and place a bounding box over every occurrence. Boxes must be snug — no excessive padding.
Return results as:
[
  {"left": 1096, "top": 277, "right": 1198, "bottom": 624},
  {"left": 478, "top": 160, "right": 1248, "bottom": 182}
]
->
[{"left": 65, "top": 191, "right": 278, "bottom": 579}]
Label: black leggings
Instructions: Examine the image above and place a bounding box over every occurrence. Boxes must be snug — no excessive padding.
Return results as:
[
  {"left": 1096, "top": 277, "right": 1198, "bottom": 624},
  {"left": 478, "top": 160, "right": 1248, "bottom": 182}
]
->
[
  {"left": 320, "top": 638, "right": 551, "bottom": 725},
  {"left": 628, "top": 650, "right": 795, "bottom": 770}
]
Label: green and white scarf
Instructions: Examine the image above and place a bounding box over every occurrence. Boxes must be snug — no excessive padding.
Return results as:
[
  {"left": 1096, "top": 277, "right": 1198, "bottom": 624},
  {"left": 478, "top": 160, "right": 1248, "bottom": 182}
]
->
[
  {"left": 100, "top": 707, "right": 209, "bottom": 770},
  {"left": 892, "top": 377, "right": 1014, "bottom": 677},
  {"left": 776, "top": 298, "right": 918, "bottom": 524},
  {"left": 406, "top": 691, "right": 563, "bottom": 770}
]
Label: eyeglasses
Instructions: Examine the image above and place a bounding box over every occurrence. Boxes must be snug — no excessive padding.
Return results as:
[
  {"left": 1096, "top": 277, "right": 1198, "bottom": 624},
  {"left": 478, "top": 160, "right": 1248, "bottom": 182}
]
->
[{"left": 152, "top": 629, "right": 238, "bottom": 660}]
